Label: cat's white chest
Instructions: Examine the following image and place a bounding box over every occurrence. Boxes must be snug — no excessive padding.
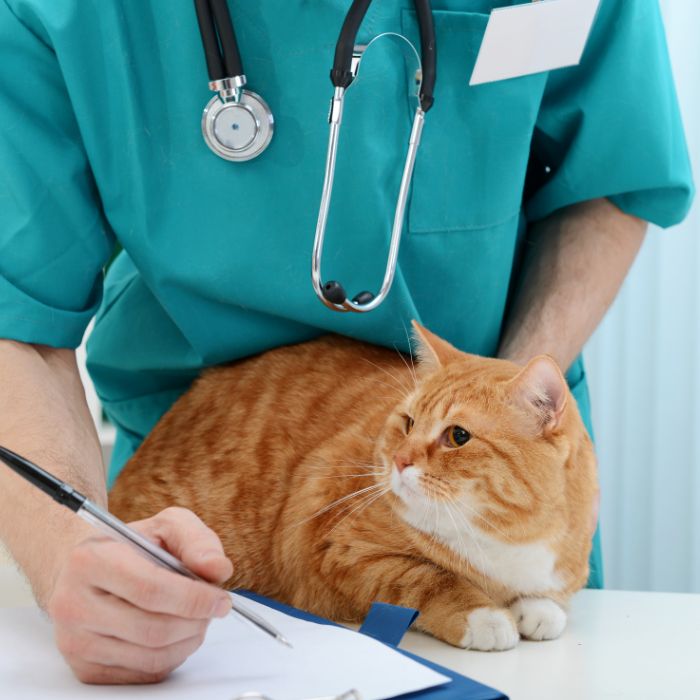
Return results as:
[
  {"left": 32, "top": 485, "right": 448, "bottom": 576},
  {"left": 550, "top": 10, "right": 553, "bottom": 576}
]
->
[
  {"left": 401, "top": 502, "right": 562, "bottom": 593},
  {"left": 438, "top": 526, "right": 562, "bottom": 593}
]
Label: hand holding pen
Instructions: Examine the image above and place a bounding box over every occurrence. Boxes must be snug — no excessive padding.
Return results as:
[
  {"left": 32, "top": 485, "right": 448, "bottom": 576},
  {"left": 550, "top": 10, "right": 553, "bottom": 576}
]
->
[
  {"left": 0, "top": 446, "right": 289, "bottom": 686},
  {"left": 52, "top": 507, "right": 236, "bottom": 684}
]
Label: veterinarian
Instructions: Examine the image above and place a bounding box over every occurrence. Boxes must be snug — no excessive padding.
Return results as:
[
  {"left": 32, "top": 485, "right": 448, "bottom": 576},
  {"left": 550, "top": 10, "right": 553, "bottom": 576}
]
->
[{"left": 0, "top": 0, "right": 693, "bottom": 685}]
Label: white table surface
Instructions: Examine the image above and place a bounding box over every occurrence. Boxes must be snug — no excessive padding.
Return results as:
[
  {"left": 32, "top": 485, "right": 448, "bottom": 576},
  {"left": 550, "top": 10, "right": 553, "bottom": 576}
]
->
[{"left": 1, "top": 556, "right": 699, "bottom": 699}]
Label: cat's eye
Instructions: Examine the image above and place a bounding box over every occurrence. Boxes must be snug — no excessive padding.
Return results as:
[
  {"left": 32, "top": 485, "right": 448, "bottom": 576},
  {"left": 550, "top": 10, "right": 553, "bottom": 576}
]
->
[
  {"left": 403, "top": 415, "right": 414, "bottom": 434},
  {"left": 444, "top": 426, "right": 471, "bottom": 448}
]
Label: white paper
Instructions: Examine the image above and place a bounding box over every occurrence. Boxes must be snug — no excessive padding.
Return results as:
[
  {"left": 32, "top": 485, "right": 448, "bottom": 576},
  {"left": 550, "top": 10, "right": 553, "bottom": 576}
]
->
[
  {"left": 470, "top": 0, "right": 601, "bottom": 85},
  {"left": 0, "top": 594, "right": 450, "bottom": 700}
]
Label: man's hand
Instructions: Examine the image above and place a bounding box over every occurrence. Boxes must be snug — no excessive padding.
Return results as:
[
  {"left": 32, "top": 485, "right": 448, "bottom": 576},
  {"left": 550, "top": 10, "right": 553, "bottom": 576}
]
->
[{"left": 47, "top": 507, "right": 233, "bottom": 685}]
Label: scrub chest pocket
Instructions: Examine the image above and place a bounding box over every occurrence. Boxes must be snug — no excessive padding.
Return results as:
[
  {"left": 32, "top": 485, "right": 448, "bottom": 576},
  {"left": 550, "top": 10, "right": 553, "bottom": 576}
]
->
[{"left": 402, "top": 10, "right": 549, "bottom": 233}]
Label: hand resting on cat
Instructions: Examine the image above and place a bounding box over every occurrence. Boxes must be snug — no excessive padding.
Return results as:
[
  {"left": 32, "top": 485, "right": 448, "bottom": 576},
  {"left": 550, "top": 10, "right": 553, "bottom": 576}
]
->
[{"left": 110, "top": 322, "right": 598, "bottom": 651}]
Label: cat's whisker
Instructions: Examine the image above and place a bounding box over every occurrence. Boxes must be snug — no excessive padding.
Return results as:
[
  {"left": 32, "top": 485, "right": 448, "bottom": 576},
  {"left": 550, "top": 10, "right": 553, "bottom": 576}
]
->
[
  {"left": 305, "top": 472, "right": 385, "bottom": 481},
  {"left": 325, "top": 488, "right": 394, "bottom": 537},
  {"left": 443, "top": 497, "right": 492, "bottom": 595},
  {"left": 423, "top": 471, "right": 513, "bottom": 543},
  {"left": 304, "top": 459, "right": 381, "bottom": 471},
  {"left": 442, "top": 500, "right": 471, "bottom": 567},
  {"left": 335, "top": 427, "right": 380, "bottom": 445},
  {"left": 415, "top": 487, "right": 435, "bottom": 538},
  {"left": 455, "top": 498, "right": 513, "bottom": 543},
  {"left": 432, "top": 495, "right": 440, "bottom": 546},
  {"left": 415, "top": 478, "right": 491, "bottom": 577},
  {"left": 442, "top": 501, "right": 493, "bottom": 596},
  {"left": 324, "top": 488, "right": 383, "bottom": 529},
  {"left": 292, "top": 483, "right": 386, "bottom": 527},
  {"left": 393, "top": 344, "right": 418, "bottom": 392},
  {"left": 444, "top": 501, "right": 486, "bottom": 576},
  {"left": 417, "top": 485, "right": 443, "bottom": 549},
  {"left": 361, "top": 358, "right": 413, "bottom": 397},
  {"left": 326, "top": 486, "right": 390, "bottom": 535},
  {"left": 304, "top": 458, "right": 379, "bottom": 472},
  {"left": 399, "top": 321, "right": 419, "bottom": 390},
  {"left": 369, "top": 377, "right": 412, "bottom": 399}
]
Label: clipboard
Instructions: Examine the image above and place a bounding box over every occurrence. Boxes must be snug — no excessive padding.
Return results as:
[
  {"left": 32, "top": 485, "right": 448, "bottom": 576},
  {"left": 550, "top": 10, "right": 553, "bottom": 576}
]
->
[{"left": 239, "top": 591, "right": 508, "bottom": 700}]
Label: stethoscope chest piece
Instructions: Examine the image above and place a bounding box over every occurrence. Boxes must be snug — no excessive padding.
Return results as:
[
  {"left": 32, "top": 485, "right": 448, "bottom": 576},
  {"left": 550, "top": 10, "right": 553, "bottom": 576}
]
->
[
  {"left": 195, "top": 0, "right": 273, "bottom": 162},
  {"left": 202, "top": 90, "right": 274, "bottom": 162}
]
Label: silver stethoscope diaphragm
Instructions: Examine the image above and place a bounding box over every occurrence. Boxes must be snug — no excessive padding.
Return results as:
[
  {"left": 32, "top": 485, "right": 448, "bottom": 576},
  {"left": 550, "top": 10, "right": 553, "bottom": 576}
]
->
[
  {"left": 202, "top": 86, "right": 274, "bottom": 162},
  {"left": 195, "top": 1, "right": 274, "bottom": 162}
]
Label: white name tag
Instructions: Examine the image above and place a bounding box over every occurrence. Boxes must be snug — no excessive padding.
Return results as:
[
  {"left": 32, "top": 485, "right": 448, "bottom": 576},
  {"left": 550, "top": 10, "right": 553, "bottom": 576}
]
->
[{"left": 469, "top": 0, "right": 601, "bottom": 85}]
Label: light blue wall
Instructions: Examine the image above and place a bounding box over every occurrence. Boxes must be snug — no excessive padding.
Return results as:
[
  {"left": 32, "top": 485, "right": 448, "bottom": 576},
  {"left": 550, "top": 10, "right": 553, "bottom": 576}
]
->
[{"left": 585, "top": 0, "right": 700, "bottom": 592}]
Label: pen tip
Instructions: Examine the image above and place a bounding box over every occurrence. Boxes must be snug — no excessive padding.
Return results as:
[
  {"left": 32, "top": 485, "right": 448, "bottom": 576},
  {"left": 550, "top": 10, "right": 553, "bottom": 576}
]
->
[{"left": 279, "top": 635, "right": 293, "bottom": 648}]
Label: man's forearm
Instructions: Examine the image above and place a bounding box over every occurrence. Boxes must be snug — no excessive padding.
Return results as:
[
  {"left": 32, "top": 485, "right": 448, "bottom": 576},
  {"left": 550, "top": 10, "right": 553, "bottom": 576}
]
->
[
  {"left": 498, "top": 198, "right": 647, "bottom": 370},
  {"left": 0, "top": 341, "right": 106, "bottom": 605}
]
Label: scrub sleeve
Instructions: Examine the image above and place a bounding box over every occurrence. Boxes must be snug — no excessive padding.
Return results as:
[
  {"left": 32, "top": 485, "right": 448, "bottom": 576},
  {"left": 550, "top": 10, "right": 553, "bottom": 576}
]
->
[
  {"left": 525, "top": 0, "right": 694, "bottom": 587},
  {"left": 0, "top": 1, "right": 113, "bottom": 349},
  {"left": 528, "top": 0, "right": 693, "bottom": 224}
]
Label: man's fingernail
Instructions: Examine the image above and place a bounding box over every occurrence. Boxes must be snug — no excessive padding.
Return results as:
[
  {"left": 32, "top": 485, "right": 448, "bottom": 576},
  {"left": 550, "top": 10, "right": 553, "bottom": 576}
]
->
[
  {"left": 200, "top": 549, "right": 223, "bottom": 560},
  {"left": 213, "top": 597, "right": 231, "bottom": 618}
]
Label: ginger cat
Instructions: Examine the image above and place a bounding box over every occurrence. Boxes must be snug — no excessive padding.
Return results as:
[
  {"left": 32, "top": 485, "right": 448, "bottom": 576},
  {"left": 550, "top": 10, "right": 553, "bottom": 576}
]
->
[{"left": 110, "top": 322, "right": 598, "bottom": 651}]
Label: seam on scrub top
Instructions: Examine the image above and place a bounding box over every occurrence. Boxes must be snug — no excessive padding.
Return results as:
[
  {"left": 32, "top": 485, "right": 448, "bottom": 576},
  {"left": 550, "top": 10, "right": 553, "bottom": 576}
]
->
[
  {"left": 97, "top": 273, "right": 138, "bottom": 320},
  {"left": 409, "top": 208, "right": 520, "bottom": 234},
  {"left": 0, "top": 311, "right": 89, "bottom": 324},
  {"left": 2, "top": 0, "right": 53, "bottom": 51}
]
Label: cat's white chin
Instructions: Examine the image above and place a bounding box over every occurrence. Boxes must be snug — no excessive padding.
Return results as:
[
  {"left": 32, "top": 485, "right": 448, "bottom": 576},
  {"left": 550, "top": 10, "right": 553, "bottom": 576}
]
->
[{"left": 390, "top": 465, "right": 426, "bottom": 505}]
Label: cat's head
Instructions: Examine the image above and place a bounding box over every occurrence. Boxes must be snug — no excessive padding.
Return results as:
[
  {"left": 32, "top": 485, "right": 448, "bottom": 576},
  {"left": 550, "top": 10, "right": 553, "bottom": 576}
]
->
[{"left": 375, "top": 322, "right": 596, "bottom": 568}]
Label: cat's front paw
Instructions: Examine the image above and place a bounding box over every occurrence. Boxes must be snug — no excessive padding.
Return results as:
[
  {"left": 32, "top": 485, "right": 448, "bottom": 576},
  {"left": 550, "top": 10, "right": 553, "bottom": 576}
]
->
[
  {"left": 460, "top": 608, "right": 519, "bottom": 651},
  {"left": 510, "top": 598, "right": 566, "bottom": 641}
]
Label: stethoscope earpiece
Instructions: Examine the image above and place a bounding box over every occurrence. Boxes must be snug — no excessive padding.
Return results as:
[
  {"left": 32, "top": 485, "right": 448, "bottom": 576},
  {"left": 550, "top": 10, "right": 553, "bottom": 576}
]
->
[
  {"left": 322, "top": 281, "right": 347, "bottom": 306},
  {"left": 352, "top": 291, "right": 375, "bottom": 305},
  {"left": 321, "top": 281, "right": 376, "bottom": 311}
]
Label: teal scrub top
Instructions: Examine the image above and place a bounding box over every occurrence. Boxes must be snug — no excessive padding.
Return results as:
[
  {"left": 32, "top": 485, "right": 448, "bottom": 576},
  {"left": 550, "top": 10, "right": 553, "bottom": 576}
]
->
[{"left": 0, "top": 0, "right": 695, "bottom": 590}]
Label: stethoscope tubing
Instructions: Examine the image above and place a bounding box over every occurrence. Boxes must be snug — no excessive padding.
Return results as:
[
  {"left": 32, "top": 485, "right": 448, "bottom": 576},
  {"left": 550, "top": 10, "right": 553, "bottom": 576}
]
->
[
  {"left": 312, "top": 0, "right": 436, "bottom": 312},
  {"left": 193, "top": 0, "right": 436, "bottom": 313},
  {"left": 194, "top": 0, "right": 244, "bottom": 81},
  {"left": 331, "top": 0, "right": 436, "bottom": 113}
]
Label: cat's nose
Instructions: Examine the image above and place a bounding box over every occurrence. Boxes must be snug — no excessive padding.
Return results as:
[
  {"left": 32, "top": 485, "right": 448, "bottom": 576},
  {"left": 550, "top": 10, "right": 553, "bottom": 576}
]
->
[{"left": 394, "top": 452, "right": 413, "bottom": 473}]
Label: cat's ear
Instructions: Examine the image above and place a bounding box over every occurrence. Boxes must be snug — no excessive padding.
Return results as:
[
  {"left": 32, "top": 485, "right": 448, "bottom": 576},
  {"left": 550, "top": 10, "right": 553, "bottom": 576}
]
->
[
  {"left": 411, "top": 321, "right": 463, "bottom": 372},
  {"left": 510, "top": 355, "right": 568, "bottom": 434}
]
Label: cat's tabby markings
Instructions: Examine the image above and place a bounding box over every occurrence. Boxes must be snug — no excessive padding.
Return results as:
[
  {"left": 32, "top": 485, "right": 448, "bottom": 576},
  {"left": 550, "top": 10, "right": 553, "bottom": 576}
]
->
[{"left": 110, "top": 322, "right": 598, "bottom": 651}]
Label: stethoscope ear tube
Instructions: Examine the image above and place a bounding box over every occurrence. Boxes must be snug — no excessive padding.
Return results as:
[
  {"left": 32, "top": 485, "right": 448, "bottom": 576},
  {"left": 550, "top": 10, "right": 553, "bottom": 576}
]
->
[
  {"left": 194, "top": 0, "right": 225, "bottom": 80},
  {"left": 330, "top": 0, "right": 436, "bottom": 112},
  {"left": 314, "top": 0, "right": 435, "bottom": 312},
  {"left": 413, "top": 0, "right": 436, "bottom": 112},
  {"left": 331, "top": 0, "right": 373, "bottom": 89}
]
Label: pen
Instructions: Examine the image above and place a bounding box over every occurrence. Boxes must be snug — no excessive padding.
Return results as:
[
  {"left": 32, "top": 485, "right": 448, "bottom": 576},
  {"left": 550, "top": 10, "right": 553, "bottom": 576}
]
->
[{"left": 0, "top": 445, "right": 292, "bottom": 648}]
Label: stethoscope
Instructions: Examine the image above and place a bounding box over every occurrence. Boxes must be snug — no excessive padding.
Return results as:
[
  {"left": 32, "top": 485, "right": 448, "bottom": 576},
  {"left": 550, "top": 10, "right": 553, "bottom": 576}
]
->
[{"left": 194, "top": 0, "right": 436, "bottom": 313}]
